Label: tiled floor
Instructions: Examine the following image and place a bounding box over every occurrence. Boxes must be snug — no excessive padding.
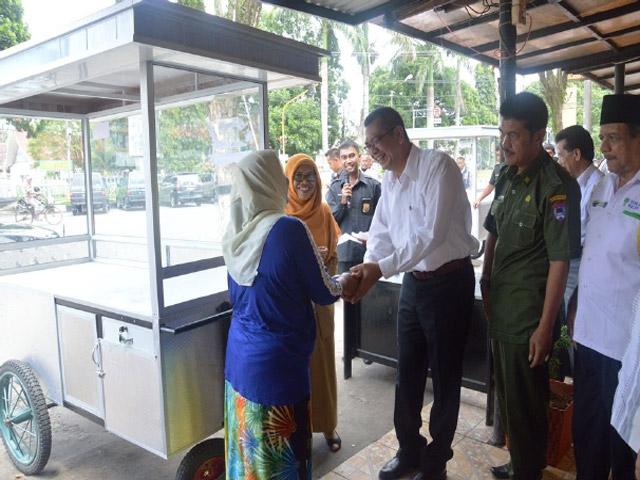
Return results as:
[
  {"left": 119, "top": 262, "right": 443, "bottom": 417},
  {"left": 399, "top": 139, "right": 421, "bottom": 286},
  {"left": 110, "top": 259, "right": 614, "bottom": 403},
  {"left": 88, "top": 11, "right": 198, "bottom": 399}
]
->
[{"left": 320, "top": 388, "right": 576, "bottom": 480}]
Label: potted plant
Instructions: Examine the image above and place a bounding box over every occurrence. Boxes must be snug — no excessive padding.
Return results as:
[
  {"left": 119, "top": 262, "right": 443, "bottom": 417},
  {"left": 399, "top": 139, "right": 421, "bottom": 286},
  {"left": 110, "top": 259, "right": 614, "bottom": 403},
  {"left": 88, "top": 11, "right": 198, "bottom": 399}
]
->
[{"left": 546, "top": 325, "right": 574, "bottom": 467}]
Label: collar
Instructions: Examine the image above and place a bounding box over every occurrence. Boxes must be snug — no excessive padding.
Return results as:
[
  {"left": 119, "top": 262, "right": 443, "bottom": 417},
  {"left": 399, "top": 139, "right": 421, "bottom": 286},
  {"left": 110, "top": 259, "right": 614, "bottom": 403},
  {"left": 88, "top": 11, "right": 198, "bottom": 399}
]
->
[
  {"left": 508, "top": 151, "right": 546, "bottom": 185},
  {"left": 394, "top": 144, "right": 420, "bottom": 185},
  {"left": 577, "top": 163, "right": 598, "bottom": 188}
]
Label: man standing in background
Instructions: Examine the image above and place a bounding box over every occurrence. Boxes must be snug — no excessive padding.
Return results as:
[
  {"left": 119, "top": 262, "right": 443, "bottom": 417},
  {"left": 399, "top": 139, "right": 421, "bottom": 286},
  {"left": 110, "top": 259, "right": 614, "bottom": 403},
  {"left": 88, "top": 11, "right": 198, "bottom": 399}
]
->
[
  {"left": 572, "top": 94, "right": 640, "bottom": 480},
  {"left": 554, "top": 125, "right": 603, "bottom": 324},
  {"left": 326, "top": 140, "right": 381, "bottom": 275},
  {"left": 326, "top": 147, "right": 342, "bottom": 181}
]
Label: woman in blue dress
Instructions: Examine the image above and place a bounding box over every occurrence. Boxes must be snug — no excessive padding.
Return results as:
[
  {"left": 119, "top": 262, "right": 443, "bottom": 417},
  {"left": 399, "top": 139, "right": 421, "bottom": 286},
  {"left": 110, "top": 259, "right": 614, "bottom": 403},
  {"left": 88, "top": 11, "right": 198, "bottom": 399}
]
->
[{"left": 222, "top": 150, "right": 355, "bottom": 479}]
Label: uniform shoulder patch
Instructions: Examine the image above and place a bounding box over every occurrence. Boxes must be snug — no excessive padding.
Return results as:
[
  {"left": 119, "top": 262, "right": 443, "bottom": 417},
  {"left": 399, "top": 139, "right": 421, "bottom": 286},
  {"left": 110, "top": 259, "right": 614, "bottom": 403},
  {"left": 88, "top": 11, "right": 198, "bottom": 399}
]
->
[{"left": 549, "top": 194, "right": 567, "bottom": 203}]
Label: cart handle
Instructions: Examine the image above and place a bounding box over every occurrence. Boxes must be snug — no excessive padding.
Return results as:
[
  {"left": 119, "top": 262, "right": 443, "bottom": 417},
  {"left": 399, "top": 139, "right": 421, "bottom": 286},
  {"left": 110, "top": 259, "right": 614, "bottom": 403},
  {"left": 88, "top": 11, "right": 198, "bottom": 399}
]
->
[{"left": 160, "top": 304, "right": 232, "bottom": 335}]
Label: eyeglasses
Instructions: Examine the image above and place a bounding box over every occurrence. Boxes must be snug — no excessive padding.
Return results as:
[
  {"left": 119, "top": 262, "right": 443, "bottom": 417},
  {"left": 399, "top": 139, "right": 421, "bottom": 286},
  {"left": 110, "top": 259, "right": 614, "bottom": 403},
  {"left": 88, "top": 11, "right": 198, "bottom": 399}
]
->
[
  {"left": 293, "top": 173, "right": 317, "bottom": 183},
  {"left": 364, "top": 126, "right": 396, "bottom": 152},
  {"left": 340, "top": 152, "right": 358, "bottom": 161}
]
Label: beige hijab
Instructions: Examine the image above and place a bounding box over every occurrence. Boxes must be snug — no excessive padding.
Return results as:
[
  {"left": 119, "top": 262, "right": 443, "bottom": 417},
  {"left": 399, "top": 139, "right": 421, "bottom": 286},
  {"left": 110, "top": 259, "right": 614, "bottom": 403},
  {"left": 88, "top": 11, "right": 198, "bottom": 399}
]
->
[{"left": 222, "top": 150, "right": 288, "bottom": 286}]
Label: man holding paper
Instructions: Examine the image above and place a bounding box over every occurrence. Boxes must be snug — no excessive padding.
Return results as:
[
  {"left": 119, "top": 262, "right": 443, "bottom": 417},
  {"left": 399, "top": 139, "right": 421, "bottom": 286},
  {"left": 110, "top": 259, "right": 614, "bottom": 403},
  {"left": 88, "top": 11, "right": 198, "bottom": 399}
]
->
[{"left": 326, "top": 139, "right": 382, "bottom": 274}]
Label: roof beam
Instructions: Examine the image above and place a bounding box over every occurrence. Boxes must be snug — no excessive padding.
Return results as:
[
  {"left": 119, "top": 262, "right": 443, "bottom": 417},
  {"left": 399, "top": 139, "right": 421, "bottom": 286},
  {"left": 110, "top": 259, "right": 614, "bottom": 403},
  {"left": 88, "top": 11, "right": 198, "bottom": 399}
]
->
[
  {"left": 416, "top": 0, "right": 549, "bottom": 41},
  {"left": 555, "top": 1, "right": 618, "bottom": 53},
  {"left": 355, "top": 0, "right": 447, "bottom": 24},
  {"left": 473, "top": 2, "right": 640, "bottom": 53},
  {"left": 261, "top": 0, "right": 361, "bottom": 25},
  {"left": 516, "top": 22, "right": 640, "bottom": 61},
  {"left": 581, "top": 72, "right": 613, "bottom": 92},
  {"left": 520, "top": 43, "right": 640, "bottom": 75},
  {"left": 384, "top": 15, "right": 499, "bottom": 67},
  {"left": 600, "top": 65, "right": 640, "bottom": 80}
]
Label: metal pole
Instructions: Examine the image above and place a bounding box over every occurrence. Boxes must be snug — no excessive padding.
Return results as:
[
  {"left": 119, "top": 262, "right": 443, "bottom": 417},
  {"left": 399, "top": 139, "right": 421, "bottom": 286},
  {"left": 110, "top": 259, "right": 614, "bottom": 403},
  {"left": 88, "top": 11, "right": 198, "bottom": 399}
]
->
[
  {"left": 615, "top": 63, "right": 625, "bottom": 94},
  {"left": 499, "top": 0, "right": 516, "bottom": 103},
  {"left": 140, "top": 61, "right": 164, "bottom": 319},
  {"left": 583, "top": 79, "right": 592, "bottom": 131}
]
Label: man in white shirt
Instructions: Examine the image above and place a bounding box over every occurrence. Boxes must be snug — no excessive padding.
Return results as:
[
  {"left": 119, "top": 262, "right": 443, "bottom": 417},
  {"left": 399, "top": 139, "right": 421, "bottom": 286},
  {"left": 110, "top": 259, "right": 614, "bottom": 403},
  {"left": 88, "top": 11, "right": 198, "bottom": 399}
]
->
[
  {"left": 555, "top": 125, "right": 604, "bottom": 325},
  {"left": 348, "top": 107, "right": 478, "bottom": 480},
  {"left": 611, "top": 289, "right": 640, "bottom": 480},
  {"left": 573, "top": 94, "right": 640, "bottom": 479}
]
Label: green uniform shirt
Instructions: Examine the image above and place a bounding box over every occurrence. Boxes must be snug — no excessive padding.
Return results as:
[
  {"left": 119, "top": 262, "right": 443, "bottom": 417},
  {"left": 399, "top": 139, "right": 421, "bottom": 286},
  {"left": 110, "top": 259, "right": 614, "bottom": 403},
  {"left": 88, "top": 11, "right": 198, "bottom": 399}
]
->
[{"left": 484, "top": 152, "right": 581, "bottom": 344}]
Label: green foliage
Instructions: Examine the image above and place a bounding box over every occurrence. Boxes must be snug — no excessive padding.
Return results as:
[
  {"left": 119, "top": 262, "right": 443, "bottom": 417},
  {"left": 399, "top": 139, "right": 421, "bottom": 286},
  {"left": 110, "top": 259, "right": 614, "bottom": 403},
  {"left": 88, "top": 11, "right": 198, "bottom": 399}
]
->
[
  {"left": 27, "top": 120, "right": 83, "bottom": 170},
  {"left": 0, "top": 0, "right": 30, "bottom": 51},
  {"left": 267, "top": 88, "right": 321, "bottom": 155},
  {"left": 548, "top": 325, "right": 572, "bottom": 380},
  {"left": 260, "top": 9, "right": 347, "bottom": 153},
  {"left": 157, "top": 104, "right": 210, "bottom": 173},
  {"left": 177, "top": 0, "right": 205, "bottom": 11}
]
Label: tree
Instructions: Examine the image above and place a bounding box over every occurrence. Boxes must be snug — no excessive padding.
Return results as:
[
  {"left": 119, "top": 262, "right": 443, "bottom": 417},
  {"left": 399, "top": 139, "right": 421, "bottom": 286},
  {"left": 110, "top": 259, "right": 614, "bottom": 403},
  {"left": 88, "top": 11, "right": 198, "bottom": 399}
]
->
[
  {"left": 0, "top": 0, "right": 30, "bottom": 51},
  {"left": 538, "top": 69, "right": 568, "bottom": 136}
]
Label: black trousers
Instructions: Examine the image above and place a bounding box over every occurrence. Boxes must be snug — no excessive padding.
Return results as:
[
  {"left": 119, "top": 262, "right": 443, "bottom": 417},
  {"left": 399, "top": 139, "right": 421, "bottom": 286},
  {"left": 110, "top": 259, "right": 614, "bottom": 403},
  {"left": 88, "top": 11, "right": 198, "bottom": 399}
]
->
[
  {"left": 573, "top": 344, "right": 637, "bottom": 480},
  {"left": 394, "top": 260, "right": 474, "bottom": 472}
]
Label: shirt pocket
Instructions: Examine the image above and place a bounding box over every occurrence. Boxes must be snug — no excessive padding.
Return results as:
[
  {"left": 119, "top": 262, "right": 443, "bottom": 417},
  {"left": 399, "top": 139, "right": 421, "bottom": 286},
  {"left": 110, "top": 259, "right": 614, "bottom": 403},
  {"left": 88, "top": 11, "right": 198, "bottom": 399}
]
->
[{"left": 510, "top": 211, "right": 537, "bottom": 247}]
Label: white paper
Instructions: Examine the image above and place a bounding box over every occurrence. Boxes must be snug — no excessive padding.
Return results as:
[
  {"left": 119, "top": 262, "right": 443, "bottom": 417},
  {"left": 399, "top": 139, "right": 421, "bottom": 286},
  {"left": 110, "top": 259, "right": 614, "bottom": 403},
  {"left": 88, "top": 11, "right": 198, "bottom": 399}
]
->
[
  {"left": 351, "top": 231, "right": 369, "bottom": 242},
  {"left": 337, "top": 233, "right": 363, "bottom": 246}
]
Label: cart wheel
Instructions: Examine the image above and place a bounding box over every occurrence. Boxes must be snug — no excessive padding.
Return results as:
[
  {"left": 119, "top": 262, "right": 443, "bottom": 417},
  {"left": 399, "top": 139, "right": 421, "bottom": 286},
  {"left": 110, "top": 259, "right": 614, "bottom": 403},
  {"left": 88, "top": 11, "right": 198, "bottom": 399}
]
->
[
  {"left": 175, "top": 438, "right": 225, "bottom": 480},
  {"left": 0, "top": 360, "right": 51, "bottom": 476}
]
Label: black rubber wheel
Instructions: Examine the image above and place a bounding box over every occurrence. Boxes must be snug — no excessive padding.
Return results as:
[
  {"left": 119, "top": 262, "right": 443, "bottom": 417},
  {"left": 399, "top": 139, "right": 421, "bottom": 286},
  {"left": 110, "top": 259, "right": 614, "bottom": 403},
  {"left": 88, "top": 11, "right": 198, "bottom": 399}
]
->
[
  {"left": 0, "top": 360, "right": 52, "bottom": 476},
  {"left": 175, "top": 438, "right": 225, "bottom": 480},
  {"left": 363, "top": 359, "right": 373, "bottom": 365}
]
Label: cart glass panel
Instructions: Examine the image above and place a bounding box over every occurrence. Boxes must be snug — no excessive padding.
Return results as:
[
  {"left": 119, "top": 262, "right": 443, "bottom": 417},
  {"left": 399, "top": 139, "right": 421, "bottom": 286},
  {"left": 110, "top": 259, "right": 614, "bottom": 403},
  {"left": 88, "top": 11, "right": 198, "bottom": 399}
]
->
[
  {"left": 153, "top": 64, "right": 264, "bottom": 306},
  {"left": 0, "top": 116, "right": 88, "bottom": 272}
]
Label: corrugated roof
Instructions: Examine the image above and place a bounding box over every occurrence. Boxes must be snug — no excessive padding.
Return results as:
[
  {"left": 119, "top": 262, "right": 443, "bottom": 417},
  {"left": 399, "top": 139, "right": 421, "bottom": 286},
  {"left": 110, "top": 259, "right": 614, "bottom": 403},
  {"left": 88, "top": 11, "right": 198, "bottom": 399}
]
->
[{"left": 265, "top": 0, "right": 640, "bottom": 94}]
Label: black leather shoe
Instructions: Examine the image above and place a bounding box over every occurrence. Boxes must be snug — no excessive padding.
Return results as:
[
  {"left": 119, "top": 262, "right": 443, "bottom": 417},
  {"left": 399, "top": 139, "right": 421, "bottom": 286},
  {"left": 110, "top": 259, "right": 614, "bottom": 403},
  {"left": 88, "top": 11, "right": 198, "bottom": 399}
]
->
[
  {"left": 378, "top": 456, "right": 419, "bottom": 480},
  {"left": 490, "top": 462, "right": 513, "bottom": 479},
  {"left": 412, "top": 468, "right": 447, "bottom": 480}
]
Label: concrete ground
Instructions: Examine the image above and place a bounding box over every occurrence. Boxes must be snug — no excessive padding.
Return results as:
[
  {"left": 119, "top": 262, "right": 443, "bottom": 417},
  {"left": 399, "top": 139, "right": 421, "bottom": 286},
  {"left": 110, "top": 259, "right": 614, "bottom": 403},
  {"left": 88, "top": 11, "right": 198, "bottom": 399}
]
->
[{"left": 0, "top": 301, "right": 433, "bottom": 479}]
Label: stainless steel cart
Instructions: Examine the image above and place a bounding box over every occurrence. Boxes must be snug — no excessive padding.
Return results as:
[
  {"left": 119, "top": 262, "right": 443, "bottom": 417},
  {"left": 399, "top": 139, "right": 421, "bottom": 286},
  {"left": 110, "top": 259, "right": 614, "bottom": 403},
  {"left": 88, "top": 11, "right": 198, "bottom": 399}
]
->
[{"left": 0, "top": 2, "right": 323, "bottom": 478}]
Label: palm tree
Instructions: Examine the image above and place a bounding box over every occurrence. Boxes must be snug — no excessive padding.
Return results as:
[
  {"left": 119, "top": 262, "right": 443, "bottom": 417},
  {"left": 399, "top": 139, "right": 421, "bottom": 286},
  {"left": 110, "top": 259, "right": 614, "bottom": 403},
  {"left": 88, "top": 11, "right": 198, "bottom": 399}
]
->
[{"left": 539, "top": 69, "right": 568, "bottom": 136}]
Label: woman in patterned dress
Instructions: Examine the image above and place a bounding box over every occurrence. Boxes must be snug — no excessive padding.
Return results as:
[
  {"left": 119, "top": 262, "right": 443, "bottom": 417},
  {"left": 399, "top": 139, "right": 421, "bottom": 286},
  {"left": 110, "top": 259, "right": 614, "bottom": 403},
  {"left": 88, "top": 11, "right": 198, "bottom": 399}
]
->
[{"left": 222, "top": 150, "right": 354, "bottom": 479}]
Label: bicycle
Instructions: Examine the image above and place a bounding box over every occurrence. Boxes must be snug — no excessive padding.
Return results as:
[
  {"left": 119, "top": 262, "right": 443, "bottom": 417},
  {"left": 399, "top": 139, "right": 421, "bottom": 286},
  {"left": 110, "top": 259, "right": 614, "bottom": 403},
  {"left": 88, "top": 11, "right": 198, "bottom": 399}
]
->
[{"left": 14, "top": 195, "right": 63, "bottom": 226}]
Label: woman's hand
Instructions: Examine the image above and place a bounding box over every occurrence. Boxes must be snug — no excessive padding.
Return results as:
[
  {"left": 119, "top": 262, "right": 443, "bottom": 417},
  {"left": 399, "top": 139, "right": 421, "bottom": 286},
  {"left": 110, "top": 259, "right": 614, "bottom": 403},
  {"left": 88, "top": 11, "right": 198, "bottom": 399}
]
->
[{"left": 337, "top": 273, "right": 359, "bottom": 300}]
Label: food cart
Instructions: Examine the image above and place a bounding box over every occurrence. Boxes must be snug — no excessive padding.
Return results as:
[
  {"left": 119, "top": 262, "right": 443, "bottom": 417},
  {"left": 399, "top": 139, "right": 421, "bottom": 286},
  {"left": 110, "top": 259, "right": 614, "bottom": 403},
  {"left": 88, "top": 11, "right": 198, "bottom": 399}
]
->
[{"left": 0, "top": 2, "right": 323, "bottom": 478}]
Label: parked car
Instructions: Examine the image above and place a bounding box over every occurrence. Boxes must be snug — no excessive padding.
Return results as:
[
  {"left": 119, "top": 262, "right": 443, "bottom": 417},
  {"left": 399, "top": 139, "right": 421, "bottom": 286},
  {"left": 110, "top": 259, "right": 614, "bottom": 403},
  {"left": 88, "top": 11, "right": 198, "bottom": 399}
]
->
[
  {"left": 116, "top": 173, "right": 146, "bottom": 210},
  {"left": 199, "top": 173, "right": 218, "bottom": 203},
  {"left": 159, "top": 173, "right": 203, "bottom": 207},
  {"left": 69, "top": 173, "right": 108, "bottom": 215},
  {"left": 0, "top": 223, "right": 60, "bottom": 244}
]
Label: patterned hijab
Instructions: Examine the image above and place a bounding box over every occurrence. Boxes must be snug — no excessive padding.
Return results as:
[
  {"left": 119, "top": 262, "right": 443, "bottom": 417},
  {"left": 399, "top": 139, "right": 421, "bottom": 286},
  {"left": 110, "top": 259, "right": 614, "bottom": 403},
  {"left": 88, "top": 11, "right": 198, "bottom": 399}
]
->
[
  {"left": 284, "top": 153, "right": 340, "bottom": 261},
  {"left": 222, "top": 150, "right": 288, "bottom": 286}
]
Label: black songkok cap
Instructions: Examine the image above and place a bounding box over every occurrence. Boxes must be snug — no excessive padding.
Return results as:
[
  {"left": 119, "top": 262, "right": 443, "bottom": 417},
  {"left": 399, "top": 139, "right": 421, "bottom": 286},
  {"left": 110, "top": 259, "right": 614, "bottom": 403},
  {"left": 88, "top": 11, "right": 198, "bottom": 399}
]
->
[{"left": 600, "top": 94, "right": 640, "bottom": 125}]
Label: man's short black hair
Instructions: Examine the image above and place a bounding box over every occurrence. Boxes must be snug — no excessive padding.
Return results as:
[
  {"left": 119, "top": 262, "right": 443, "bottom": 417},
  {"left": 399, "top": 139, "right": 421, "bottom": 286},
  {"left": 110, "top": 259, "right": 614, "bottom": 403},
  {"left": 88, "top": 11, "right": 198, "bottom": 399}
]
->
[
  {"left": 364, "top": 107, "right": 410, "bottom": 141},
  {"left": 338, "top": 139, "right": 360, "bottom": 153},
  {"left": 500, "top": 92, "right": 548, "bottom": 133},
  {"left": 325, "top": 147, "right": 339, "bottom": 159},
  {"left": 555, "top": 125, "right": 595, "bottom": 162}
]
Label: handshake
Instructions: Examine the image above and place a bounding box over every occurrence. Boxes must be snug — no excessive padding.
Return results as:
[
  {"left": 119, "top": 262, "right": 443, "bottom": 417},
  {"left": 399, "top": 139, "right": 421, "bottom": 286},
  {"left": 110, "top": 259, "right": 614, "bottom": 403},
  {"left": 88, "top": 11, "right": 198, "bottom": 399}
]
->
[{"left": 334, "top": 262, "right": 383, "bottom": 303}]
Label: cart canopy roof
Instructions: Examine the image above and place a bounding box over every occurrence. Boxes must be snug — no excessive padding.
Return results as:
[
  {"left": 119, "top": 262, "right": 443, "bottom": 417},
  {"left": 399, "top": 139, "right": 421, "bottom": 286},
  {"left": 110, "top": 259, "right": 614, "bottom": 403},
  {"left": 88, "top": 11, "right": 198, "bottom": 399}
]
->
[{"left": 0, "top": 0, "right": 325, "bottom": 117}]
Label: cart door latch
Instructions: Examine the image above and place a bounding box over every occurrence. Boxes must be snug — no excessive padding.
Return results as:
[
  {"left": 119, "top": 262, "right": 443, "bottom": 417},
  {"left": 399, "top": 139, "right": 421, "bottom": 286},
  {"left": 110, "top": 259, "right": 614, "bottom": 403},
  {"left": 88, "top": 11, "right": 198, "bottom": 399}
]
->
[{"left": 118, "top": 326, "right": 134, "bottom": 346}]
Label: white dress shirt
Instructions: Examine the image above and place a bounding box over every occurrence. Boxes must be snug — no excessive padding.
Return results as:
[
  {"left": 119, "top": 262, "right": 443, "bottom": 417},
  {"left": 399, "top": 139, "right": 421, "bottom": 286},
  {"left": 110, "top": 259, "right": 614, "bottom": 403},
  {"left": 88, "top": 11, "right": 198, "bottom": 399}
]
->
[
  {"left": 611, "top": 290, "right": 640, "bottom": 452},
  {"left": 364, "top": 145, "right": 479, "bottom": 278},
  {"left": 574, "top": 169, "right": 640, "bottom": 361},
  {"left": 576, "top": 163, "right": 604, "bottom": 246}
]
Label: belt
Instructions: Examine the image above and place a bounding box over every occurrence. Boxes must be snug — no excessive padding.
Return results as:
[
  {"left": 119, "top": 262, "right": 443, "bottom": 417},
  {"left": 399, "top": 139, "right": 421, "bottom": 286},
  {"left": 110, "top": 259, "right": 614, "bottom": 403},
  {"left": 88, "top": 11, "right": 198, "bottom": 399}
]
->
[{"left": 411, "top": 257, "right": 470, "bottom": 280}]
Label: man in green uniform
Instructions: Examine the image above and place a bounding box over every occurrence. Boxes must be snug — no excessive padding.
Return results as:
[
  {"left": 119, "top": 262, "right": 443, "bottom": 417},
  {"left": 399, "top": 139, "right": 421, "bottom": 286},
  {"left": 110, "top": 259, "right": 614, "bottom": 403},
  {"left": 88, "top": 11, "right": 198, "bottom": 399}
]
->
[{"left": 481, "top": 92, "right": 581, "bottom": 480}]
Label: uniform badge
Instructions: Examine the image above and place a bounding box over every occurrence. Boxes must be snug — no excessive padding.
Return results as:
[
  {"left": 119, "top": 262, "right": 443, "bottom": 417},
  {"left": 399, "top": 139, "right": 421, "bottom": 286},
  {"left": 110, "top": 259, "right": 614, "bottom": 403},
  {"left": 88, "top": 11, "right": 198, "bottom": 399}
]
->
[
  {"left": 361, "top": 199, "right": 371, "bottom": 214},
  {"left": 552, "top": 201, "right": 566, "bottom": 221},
  {"left": 525, "top": 194, "right": 531, "bottom": 203}
]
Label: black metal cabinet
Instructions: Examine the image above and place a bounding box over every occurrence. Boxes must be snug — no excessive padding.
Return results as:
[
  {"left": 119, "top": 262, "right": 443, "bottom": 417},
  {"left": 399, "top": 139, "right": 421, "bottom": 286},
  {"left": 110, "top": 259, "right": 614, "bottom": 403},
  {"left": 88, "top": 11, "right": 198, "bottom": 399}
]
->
[{"left": 343, "top": 277, "right": 491, "bottom": 394}]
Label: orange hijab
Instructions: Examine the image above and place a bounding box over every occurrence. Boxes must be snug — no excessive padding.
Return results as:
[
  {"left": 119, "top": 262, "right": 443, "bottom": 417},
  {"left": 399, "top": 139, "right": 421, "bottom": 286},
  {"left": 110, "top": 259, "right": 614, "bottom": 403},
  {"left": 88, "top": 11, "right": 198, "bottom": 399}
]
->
[{"left": 284, "top": 153, "right": 340, "bottom": 261}]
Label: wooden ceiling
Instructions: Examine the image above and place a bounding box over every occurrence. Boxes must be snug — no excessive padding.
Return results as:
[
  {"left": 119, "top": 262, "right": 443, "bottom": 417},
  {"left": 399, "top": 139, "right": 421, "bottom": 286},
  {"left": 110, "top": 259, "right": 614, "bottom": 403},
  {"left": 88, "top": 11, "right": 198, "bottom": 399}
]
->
[{"left": 264, "top": 0, "right": 640, "bottom": 94}]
